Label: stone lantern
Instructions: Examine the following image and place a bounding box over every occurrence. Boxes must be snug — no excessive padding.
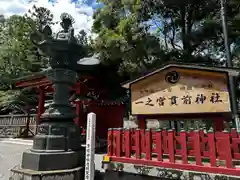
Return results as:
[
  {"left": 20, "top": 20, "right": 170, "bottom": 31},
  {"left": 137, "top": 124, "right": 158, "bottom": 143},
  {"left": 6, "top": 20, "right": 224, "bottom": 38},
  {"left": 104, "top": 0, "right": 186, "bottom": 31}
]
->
[{"left": 10, "top": 13, "right": 99, "bottom": 180}]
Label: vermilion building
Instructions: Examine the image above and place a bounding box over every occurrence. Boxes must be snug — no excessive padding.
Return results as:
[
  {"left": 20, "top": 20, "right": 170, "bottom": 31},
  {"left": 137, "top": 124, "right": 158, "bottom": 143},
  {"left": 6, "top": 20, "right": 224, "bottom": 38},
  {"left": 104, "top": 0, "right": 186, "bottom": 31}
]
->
[{"left": 15, "top": 58, "right": 128, "bottom": 140}]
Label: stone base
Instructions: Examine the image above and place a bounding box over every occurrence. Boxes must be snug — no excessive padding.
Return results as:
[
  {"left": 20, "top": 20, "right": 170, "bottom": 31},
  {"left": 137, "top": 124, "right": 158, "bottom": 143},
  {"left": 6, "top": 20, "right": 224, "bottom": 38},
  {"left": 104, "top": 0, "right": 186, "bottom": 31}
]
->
[
  {"left": 22, "top": 149, "right": 85, "bottom": 171},
  {"left": 103, "top": 162, "right": 240, "bottom": 180},
  {"left": 104, "top": 170, "right": 240, "bottom": 180},
  {"left": 10, "top": 165, "right": 84, "bottom": 180}
]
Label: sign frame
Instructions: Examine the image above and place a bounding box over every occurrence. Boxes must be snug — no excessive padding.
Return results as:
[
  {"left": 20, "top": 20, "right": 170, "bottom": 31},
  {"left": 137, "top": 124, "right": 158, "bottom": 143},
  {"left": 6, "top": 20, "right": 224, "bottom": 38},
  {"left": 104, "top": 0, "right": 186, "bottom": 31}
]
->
[{"left": 129, "top": 68, "right": 231, "bottom": 115}]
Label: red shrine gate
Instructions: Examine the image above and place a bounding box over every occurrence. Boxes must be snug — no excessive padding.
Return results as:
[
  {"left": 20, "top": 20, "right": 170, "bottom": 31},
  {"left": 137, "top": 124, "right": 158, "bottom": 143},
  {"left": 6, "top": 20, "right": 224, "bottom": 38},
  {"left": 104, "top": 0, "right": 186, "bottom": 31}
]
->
[
  {"left": 16, "top": 69, "right": 126, "bottom": 140},
  {"left": 103, "top": 64, "right": 240, "bottom": 179}
]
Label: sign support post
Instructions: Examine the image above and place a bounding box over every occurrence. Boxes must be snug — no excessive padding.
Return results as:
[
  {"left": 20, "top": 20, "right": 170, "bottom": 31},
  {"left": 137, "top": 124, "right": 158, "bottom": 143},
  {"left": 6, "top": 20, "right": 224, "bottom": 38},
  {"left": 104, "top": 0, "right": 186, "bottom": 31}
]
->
[{"left": 84, "top": 112, "right": 96, "bottom": 180}]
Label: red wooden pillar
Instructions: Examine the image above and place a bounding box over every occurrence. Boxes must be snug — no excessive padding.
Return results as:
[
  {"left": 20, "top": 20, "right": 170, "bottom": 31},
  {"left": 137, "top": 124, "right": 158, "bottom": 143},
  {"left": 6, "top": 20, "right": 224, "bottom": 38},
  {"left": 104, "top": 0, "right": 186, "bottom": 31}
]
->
[
  {"left": 180, "top": 130, "right": 188, "bottom": 164},
  {"left": 138, "top": 116, "right": 146, "bottom": 129},
  {"left": 155, "top": 129, "right": 163, "bottom": 161},
  {"left": 145, "top": 129, "right": 152, "bottom": 160},
  {"left": 135, "top": 128, "right": 141, "bottom": 159},
  {"left": 194, "top": 130, "right": 202, "bottom": 166},
  {"left": 124, "top": 129, "right": 131, "bottom": 158},
  {"left": 208, "top": 131, "right": 217, "bottom": 167},
  {"left": 37, "top": 87, "right": 45, "bottom": 125},
  {"left": 107, "top": 128, "right": 113, "bottom": 156},
  {"left": 168, "top": 130, "right": 175, "bottom": 163}
]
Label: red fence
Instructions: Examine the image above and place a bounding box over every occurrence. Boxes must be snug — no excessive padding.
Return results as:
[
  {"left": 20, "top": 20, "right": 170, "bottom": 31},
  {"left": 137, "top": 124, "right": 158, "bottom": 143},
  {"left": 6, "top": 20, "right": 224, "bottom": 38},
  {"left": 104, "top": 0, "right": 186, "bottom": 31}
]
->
[{"left": 107, "top": 128, "right": 240, "bottom": 176}]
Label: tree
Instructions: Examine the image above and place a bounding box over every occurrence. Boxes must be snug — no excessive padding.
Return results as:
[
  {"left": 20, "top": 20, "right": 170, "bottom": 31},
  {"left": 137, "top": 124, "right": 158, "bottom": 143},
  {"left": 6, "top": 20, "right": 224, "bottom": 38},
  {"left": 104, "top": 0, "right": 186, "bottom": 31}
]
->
[
  {"left": 27, "top": 5, "right": 55, "bottom": 32},
  {"left": 0, "top": 6, "right": 56, "bottom": 113},
  {"left": 228, "top": 0, "right": 240, "bottom": 66},
  {"left": 76, "top": 30, "right": 94, "bottom": 57},
  {"left": 0, "top": 15, "right": 41, "bottom": 112},
  {"left": 0, "top": 15, "right": 39, "bottom": 78},
  {"left": 0, "top": 14, "right": 5, "bottom": 23},
  {"left": 92, "top": 1, "right": 165, "bottom": 77},
  {"left": 92, "top": 0, "right": 239, "bottom": 77},
  {"left": 0, "top": 5, "right": 55, "bottom": 112},
  {"left": 26, "top": 5, "right": 56, "bottom": 68}
]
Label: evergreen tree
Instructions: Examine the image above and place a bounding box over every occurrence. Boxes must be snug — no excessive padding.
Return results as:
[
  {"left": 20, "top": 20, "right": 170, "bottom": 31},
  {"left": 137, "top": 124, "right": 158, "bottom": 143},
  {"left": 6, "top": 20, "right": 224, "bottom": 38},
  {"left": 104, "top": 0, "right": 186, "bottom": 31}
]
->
[
  {"left": 92, "top": 0, "right": 240, "bottom": 77},
  {"left": 0, "top": 6, "right": 55, "bottom": 113}
]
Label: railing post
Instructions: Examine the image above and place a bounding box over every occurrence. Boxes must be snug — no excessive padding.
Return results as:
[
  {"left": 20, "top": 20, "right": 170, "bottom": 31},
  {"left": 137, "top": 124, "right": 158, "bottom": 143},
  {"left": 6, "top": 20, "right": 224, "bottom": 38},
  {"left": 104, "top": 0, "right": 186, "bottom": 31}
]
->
[
  {"left": 216, "top": 130, "right": 233, "bottom": 168},
  {"left": 231, "top": 128, "right": 238, "bottom": 138},
  {"left": 194, "top": 130, "right": 202, "bottom": 166},
  {"left": 231, "top": 128, "right": 240, "bottom": 159},
  {"left": 112, "top": 128, "right": 118, "bottom": 156},
  {"left": 180, "top": 129, "right": 188, "bottom": 164},
  {"left": 115, "top": 128, "right": 122, "bottom": 157},
  {"left": 37, "top": 87, "right": 45, "bottom": 128},
  {"left": 162, "top": 128, "right": 168, "bottom": 154},
  {"left": 207, "top": 128, "right": 216, "bottom": 167},
  {"left": 145, "top": 129, "right": 152, "bottom": 160},
  {"left": 168, "top": 129, "right": 175, "bottom": 163},
  {"left": 224, "top": 130, "right": 233, "bottom": 168},
  {"left": 140, "top": 129, "right": 146, "bottom": 155},
  {"left": 107, "top": 128, "right": 113, "bottom": 156},
  {"left": 155, "top": 128, "right": 162, "bottom": 161},
  {"left": 135, "top": 128, "right": 141, "bottom": 159},
  {"left": 124, "top": 128, "right": 131, "bottom": 158}
]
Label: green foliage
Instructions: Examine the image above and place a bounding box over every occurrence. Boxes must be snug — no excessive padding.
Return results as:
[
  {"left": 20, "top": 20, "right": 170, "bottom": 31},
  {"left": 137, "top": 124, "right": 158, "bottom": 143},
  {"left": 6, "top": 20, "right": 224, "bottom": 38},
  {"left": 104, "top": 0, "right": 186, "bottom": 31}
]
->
[
  {"left": 0, "top": 15, "right": 40, "bottom": 75},
  {"left": 27, "top": 5, "right": 55, "bottom": 32},
  {"left": 0, "top": 6, "right": 55, "bottom": 113},
  {"left": 76, "top": 30, "right": 94, "bottom": 56},
  {"left": 0, "top": 15, "right": 39, "bottom": 112},
  {"left": 228, "top": 0, "right": 240, "bottom": 66},
  {"left": 0, "top": 88, "right": 37, "bottom": 113},
  {"left": 0, "top": 7, "right": 94, "bottom": 113},
  {"left": 93, "top": 0, "right": 166, "bottom": 77},
  {"left": 92, "top": 0, "right": 240, "bottom": 76},
  {"left": 26, "top": 5, "right": 57, "bottom": 68}
]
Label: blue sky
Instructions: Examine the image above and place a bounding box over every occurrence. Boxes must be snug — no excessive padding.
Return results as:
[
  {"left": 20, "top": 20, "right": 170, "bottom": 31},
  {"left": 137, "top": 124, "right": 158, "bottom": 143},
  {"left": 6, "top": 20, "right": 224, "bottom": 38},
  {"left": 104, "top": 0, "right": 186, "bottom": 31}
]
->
[
  {"left": 0, "top": 0, "right": 159, "bottom": 35},
  {"left": 0, "top": 0, "right": 101, "bottom": 34}
]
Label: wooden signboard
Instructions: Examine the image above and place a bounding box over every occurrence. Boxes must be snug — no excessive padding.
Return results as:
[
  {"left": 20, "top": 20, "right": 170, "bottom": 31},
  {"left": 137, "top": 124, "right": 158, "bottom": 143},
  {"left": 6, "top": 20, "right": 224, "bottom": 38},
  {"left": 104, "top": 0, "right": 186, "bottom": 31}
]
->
[{"left": 130, "top": 67, "right": 231, "bottom": 115}]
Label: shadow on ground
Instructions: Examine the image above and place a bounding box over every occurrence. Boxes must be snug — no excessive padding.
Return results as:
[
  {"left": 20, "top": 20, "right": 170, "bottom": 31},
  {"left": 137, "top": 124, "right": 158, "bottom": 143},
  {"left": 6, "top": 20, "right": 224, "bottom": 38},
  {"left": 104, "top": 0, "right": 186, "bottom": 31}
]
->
[{"left": 95, "top": 170, "right": 104, "bottom": 180}]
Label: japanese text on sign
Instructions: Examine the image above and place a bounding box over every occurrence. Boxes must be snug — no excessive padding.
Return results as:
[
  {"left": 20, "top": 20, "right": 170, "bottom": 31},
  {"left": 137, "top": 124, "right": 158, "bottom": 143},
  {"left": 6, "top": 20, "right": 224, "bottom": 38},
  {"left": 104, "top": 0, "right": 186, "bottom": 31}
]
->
[
  {"left": 130, "top": 68, "right": 230, "bottom": 115},
  {"left": 135, "top": 93, "right": 223, "bottom": 106}
]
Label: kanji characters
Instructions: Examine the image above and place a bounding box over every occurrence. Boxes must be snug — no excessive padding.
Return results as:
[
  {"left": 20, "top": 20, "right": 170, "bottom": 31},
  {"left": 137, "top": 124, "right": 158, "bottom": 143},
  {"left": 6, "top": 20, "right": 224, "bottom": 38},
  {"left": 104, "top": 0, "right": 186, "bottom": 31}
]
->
[
  {"left": 156, "top": 97, "right": 166, "bottom": 106},
  {"left": 145, "top": 97, "right": 154, "bottom": 106},
  {"left": 195, "top": 94, "right": 206, "bottom": 104},
  {"left": 182, "top": 95, "right": 192, "bottom": 104},
  {"left": 169, "top": 96, "right": 178, "bottom": 105},
  {"left": 135, "top": 101, "right": 144, "bottom": 104},
  {"left": 134, "top": 92, "right": 223, "bottom": 106},
  {"left": 210, "top": 93, "right": 222, "bottom": 103}
]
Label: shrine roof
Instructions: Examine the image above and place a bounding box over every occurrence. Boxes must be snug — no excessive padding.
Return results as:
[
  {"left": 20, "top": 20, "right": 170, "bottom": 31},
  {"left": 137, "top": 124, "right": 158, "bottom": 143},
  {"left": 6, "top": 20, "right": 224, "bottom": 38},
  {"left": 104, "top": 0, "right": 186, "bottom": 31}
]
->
[
  {"left": 122, "top": 63, "right": 240, "bottom": 89},
  {"left": 15, "top": 56, "right": 101, "bottom": 83},
  {"left": 15, "top": 67, "right": 50, "bottom": 82}
]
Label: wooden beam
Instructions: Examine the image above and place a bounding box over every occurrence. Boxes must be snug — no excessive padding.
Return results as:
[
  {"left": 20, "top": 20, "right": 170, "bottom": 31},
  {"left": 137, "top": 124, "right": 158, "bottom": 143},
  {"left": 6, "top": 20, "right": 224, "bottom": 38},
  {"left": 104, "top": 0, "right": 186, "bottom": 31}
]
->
[{"left": 16, "top": 77, "right": 50, "bottom": 87}]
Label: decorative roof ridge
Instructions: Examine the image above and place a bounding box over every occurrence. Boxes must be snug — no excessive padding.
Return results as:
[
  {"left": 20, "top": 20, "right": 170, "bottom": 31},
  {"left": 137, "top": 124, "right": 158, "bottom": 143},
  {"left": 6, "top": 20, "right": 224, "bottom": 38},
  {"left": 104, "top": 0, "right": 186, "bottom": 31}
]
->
[{"left": 121, "top": 62, "right": 240, "bottom": 89}]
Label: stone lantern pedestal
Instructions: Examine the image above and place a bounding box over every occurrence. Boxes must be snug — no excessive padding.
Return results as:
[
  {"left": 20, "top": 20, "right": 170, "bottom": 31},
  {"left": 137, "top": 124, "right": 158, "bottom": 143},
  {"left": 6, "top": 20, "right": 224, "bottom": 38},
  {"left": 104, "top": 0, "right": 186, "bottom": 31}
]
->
[{"left": 10, "top": 68, "right": 85, "bottom": 180}]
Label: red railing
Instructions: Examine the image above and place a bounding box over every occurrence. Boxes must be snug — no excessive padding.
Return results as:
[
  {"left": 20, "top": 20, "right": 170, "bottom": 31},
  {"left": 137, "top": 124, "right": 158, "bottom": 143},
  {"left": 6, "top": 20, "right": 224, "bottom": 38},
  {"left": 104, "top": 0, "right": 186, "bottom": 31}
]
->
[{"left": 107, "top": 128, "right": 240, "bottom": 176}]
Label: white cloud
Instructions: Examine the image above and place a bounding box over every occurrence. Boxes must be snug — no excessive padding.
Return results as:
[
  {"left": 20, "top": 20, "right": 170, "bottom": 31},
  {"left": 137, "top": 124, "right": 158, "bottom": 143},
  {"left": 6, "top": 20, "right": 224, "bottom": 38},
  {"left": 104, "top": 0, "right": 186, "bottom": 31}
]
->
[{"left": 0, "top": 0, "right": 94, "bottom": 34}]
